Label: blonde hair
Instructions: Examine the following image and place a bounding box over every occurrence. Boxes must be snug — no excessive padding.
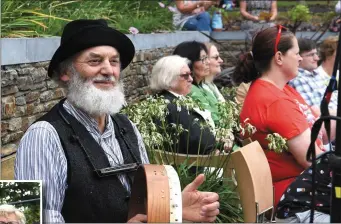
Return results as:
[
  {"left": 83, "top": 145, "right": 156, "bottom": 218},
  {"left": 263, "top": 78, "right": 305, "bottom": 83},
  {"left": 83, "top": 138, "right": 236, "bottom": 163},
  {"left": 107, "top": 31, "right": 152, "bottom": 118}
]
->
[
  {"left": 0, "top": 204, "right": 26, "bottom": 224},
  {"left": 319, "top": 36, "right": 338, "bottom": 62},
  {"left": 150, "top": 55, "right": 190, "bottom": 91}
]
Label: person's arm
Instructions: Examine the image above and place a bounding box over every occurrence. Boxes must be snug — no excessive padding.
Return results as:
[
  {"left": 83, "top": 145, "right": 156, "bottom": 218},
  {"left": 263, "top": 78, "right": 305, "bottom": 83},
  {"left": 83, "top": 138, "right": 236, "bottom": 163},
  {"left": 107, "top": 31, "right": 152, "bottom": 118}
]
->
[
  {"left": 15, "top": 122, "right": 67, "bottom": 223},
  {"left": 287, "top": 128, "right": 324, "bottom": 169},
  {"left": 239, "top": 1, "right": 259, "bottom": 21},
  {"left": 176, "top": 1, "right": 204, "bottom": 14},
  {"left": 267, "top": 100, "right": 324, "bottom": 169},
  {"left": 269, "top": 1, "right": 277, "bottom": 21},
  {"left": 336, "top": 0, "right": 341, "bottom": 13}
]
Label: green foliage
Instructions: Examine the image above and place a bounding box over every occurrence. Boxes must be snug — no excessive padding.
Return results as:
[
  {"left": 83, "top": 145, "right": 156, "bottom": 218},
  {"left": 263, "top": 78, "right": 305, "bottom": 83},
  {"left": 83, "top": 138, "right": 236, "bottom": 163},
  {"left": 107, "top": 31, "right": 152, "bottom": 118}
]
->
[
  {"left": 122, "top": 90, "right": 246, "bottom": 222},
  {"left": 288, "top": 5, "right": 312, "bottom": 23},
  {"left": 1, "top": 0, "right": 174, "bottom": 37},
  {"left": 266, "top": 133, "right": 288, "bottom": 153},
  {"left": 0, "top": 182, "right": 41, "bottom": 224}
]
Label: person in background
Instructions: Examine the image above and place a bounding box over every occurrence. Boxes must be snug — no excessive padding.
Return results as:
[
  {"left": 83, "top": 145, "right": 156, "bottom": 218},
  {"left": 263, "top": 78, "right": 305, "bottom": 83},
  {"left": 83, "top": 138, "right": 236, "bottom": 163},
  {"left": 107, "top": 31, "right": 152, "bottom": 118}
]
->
[
  {"left": 234, "top": 25, "right": 334, "bottom": 222},
  {"left": 173, "top": 0, "right": 220, "bottom": 32},
  {"left": 150, "top": 55, "right": 216, "bottom": 155},
  {"left": 240, "top": 0, "right": 277, "bottom": 40},
  {"left": 289, "top": 38, "right": 338, "bottom": 112},
  {"left": 173, "top": 41, "right": 221, "bottom": 125},
  {"left": 204, "top": 42, "right": 225, "bottom": 102},
  {"left": 316, "top": 36, "right": 339, "bottom": 81},
  {"left": 14, "top": 19, "right": 220, "bottom": 223},
  {"left": 336, "top": 0, "right": 341, "bottom": 13},
  {"left": 0, "top": 204, "right": 26, "bottom": 224}
]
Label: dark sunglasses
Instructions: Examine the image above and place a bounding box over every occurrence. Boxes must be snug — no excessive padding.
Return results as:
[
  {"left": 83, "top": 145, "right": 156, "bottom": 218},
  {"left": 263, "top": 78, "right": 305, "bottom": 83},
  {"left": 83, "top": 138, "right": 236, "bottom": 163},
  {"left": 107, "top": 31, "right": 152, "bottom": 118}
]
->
[
  {"left": 274, "top": 25, "right": 288, "bottom": 54},
  {"left": 179, "top": 72, "right": 192, "bottom": 80}
]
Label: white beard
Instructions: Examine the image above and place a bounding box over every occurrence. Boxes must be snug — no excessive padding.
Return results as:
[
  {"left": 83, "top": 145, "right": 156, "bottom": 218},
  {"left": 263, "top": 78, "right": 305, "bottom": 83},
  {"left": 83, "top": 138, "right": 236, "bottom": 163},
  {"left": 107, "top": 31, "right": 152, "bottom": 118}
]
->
[{"left": 67, "top": 68, "right": 126, "bottom": 116}]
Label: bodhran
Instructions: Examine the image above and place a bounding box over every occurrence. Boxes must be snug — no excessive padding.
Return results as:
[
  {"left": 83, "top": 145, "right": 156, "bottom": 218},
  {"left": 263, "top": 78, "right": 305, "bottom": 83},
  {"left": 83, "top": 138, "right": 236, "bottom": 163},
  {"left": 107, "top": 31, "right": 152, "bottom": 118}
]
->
[{"left": 128, "top": 164, "right": 182, "bottom": 223}]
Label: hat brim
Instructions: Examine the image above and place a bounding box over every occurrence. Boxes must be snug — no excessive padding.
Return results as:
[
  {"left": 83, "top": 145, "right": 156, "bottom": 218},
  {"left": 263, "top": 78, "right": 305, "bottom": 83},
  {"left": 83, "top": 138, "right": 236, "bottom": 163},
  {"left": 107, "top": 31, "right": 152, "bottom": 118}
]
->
[{"left": 48, "top": 26, "right": 135, "bottom": 77}]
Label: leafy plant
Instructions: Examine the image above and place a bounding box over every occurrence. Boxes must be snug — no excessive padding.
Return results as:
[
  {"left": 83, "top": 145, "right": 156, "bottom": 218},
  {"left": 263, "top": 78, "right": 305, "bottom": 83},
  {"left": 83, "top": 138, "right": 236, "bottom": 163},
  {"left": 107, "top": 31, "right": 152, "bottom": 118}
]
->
[
  {"left": 288, "top": 5, "right": 312, "bottom": 33},
  {"left": 266, "top": 133, "right": 288, "bottom": 153},
  {"left": 1, "top": 0, "right": 174, "bottom": 38},
  {"left": 121, "top": 90, "right": 245, "bottom": 222}
]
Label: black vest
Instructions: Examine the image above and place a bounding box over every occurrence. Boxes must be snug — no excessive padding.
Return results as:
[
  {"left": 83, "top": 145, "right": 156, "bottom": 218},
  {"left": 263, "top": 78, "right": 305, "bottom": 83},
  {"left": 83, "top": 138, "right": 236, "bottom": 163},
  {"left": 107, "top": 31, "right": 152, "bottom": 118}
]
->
[{"left": 37, "top": 99, "right": 141, "bottom": 223}]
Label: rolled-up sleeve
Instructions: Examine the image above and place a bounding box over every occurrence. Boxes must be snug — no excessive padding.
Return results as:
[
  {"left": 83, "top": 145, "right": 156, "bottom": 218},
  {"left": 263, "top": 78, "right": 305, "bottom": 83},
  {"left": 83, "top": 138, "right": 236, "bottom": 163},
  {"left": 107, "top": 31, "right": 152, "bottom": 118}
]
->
[{"left": 15, "top": 121, "right": 67, "bottom": 223}]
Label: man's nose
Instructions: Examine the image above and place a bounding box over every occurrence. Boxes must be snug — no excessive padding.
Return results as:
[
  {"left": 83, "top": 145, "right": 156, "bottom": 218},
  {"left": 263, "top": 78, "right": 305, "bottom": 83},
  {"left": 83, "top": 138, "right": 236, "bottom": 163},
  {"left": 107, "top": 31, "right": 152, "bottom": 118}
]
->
[{"left": 100, "top": 60, "right": 115, "bottom": 76}]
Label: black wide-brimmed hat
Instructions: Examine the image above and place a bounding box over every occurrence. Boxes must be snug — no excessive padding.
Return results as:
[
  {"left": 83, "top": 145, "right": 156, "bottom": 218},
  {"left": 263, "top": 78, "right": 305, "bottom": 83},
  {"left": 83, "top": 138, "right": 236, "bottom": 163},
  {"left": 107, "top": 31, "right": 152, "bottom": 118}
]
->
[{"left": 48, "top": 19, "right": 135, "bottom": 77}]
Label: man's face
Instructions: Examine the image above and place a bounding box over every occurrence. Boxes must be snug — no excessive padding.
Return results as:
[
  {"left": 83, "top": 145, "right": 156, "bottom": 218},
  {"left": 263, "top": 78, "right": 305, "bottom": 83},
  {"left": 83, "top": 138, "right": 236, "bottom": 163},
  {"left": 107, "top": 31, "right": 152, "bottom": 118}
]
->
[
  {"left": 69, "top": 46, "right": 121, "bottom": 90},
  {"left": 0, "top": 213, "right": 19, "bottom": 224},
  {"left": 62, "top": 46, "right": 126, "bottom": 116},
  {"left": 299, "top": 48, "right": 319, "bottom": 72}
]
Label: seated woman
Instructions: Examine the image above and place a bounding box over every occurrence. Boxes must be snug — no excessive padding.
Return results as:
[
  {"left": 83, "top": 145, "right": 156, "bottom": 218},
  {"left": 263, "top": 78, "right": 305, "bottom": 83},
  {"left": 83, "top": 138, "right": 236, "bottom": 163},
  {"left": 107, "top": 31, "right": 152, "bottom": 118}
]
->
[
  {"left": 204, "top": 42, "right": 225, "bottom": 102},
  {"left": 233, "top": 25, "right": 334, "bottom": 222},
  {"left": 240, "top": 0, "right": 277, "bottom": 40},
  {"left": 150, "top": 55, "right": 216, "bottom": 155},
  {"left": 173, "top": 0, "right": 219, "bottom": 32},
  {"left": 173, "top": 41, "right": 221, "bottom": 126}
]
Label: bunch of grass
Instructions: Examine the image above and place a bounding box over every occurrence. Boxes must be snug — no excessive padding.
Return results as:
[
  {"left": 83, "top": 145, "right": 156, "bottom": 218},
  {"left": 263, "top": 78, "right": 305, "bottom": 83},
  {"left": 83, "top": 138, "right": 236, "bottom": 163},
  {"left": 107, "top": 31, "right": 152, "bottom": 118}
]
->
[{"left": 1, "top": 0, "right": 174, "bottom": 38}]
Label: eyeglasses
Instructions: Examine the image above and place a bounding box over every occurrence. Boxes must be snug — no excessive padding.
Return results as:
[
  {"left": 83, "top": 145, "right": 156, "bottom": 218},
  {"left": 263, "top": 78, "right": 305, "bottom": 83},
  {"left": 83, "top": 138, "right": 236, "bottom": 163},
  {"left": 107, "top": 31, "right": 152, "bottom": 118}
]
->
[
  {"left": 301, "top": 52, "right": 319, "bottom": 58},
  {"left": 210, "top": 55, "right": 220, "bottom": 60},
  {"left": 179, "top": 72, "right": 192, "bottom": 80},
  {"left": 274, "top": 25, "right": 288, "bottom": 54},
  {"left": 197, "top": 56, "right": 209, "bottom": 64}
]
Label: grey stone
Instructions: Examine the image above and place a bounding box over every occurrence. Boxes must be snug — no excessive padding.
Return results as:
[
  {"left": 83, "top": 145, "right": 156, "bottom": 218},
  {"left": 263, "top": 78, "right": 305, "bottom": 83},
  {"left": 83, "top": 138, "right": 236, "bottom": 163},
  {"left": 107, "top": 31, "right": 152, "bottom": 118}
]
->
[
  {"left": 15, "top": 105, "right": 27, "bottom": 117},
  {"left": 1, "top": 85, "right": 19, "bottom": 96},
  {"left": 40, "top": 90, "right": 54, "bottom": 102},
  {"left": 1, "top": 144, "right": 17, "bottom": 157},
  {"left": 1, "top": 131, "right": 24, "bottom": 144},
  {"left": 17, "top": 76, "right": 33, "bottom": 91},
  {"left": 15, "top": 90, "right": 30, "bottom": 97},
  {"left": 47, "top": 80, "right": 59, "bottom": 89},
  {"left": 137, "top": 65, "right": 148, "bottom": 75},
  {"left": 32, "top": 67, "right": 47, "bottom": 83},
  {"left": 30, "top": 82, "right": 45, "bottom": 90},
  {"left": 17, "top": 67, "right": 35, "bottom": 76},
  {"left": 8, "top": 117, "right": 22, "bottom": 131},
  {"left": 15, "top": 96, "right": 26, "bottom": 106},
  {"left": 33, "top": 104, "right": 45, "bottom": 114},
  {"left": 25, "top": 91, "right": 40, "bottom": 103},
  {"left": 1, "top": 69, "right": 18, "bottom": 87},
  {"left": 27, "top": 115, "right": 37, "bottom": 127}
]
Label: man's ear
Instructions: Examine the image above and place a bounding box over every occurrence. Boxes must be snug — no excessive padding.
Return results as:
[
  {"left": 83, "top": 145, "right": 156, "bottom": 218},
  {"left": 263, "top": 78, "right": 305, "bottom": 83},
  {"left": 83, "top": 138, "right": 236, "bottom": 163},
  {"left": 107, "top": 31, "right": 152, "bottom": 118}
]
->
[{"left": 60, "top": 74, "right": 70, "bottom": 82}]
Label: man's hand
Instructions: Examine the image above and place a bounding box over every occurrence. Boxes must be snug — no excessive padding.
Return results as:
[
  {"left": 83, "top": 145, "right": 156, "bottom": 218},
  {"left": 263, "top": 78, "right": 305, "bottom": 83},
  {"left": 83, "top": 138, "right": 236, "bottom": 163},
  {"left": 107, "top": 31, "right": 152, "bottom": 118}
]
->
[
  {"left": 127, "top": 214, "right": 147, "bottom": 223},
  {"left": 182, "top": 174, "right": 220, "bottom": 222}
]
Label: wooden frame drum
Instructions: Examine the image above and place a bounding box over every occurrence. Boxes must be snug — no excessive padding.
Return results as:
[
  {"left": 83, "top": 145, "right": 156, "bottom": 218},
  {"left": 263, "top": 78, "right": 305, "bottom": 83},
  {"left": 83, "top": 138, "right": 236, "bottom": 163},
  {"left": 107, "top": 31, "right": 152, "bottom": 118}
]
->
[{"left": 128, "top": 164, "right": 182, "bottom": 223}]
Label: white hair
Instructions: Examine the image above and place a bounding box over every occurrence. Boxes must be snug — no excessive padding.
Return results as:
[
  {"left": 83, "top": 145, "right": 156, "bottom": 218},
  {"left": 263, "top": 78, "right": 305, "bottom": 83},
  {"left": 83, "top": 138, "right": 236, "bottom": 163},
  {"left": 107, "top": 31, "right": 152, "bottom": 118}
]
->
[
  {"left": 0, "top": 204, "right": 26, "bottom": 224},
  {"left": 67, "top": 65, "right": 126, "bottom": 116},
  {"left": 150, "top": 55, "right": 190, "bottom": 91}
]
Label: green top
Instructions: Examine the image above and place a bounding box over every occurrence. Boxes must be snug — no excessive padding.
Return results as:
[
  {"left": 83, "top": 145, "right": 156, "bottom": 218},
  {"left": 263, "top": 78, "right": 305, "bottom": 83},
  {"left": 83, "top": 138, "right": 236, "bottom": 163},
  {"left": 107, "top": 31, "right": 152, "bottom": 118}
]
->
[{"left": 189, "top": 83, "right": 220, "bottom": 125}]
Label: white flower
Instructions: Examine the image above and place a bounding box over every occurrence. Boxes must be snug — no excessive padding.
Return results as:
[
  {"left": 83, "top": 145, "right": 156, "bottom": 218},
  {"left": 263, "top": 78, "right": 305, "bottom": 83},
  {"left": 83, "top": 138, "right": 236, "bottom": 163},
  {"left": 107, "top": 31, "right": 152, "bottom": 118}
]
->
[
  {"left": 168, "top": 6, "right": 176, "bottom": 12},
  {"left": 158, "top": 2, "right": 165, "bottom": 8},
  {"left": 128, "top": 27, "right": 139, "bottom": 35}
]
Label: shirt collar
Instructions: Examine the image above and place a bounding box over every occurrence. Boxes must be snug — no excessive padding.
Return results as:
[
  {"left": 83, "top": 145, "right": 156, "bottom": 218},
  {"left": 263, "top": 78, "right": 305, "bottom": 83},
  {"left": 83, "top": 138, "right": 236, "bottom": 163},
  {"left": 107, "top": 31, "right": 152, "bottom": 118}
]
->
[
  {"left": 298, "top": 67, "right": 318, "bottom": 76},
  {"left": 63, "top": 99, "right": 114, "bottom": 136}
]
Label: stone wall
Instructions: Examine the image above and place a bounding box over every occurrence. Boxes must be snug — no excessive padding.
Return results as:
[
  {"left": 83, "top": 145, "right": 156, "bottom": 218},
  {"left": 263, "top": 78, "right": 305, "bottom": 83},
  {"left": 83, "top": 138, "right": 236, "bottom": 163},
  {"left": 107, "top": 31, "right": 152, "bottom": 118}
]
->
[{"left": 1, "top": 40, "right": 246, "bottom": 157}]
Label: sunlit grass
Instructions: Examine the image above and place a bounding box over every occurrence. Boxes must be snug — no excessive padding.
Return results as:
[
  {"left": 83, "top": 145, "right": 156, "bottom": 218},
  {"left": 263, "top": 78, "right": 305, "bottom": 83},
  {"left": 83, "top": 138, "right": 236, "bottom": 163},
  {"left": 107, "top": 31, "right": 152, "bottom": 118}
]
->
[{"left": 1, "top": 0, "right": 174, "bottom": 37}]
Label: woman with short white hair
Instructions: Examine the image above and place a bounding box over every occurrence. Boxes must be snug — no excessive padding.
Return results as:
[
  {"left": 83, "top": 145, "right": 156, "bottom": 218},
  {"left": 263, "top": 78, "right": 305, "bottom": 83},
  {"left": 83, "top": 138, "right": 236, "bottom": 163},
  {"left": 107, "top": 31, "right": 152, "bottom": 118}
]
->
[
  {"left": 150, "top": 55, "right": 216, "bottom": 155},
  {"left": 0, "top": 204, "right": 26, "bottom": 224}
]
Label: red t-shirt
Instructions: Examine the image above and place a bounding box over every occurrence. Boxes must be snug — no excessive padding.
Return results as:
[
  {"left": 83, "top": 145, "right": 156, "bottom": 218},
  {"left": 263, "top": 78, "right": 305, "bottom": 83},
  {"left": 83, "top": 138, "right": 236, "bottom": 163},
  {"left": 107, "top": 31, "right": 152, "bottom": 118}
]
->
[{"left": 240, "top": 79, "right": 324, "bottom": 206}]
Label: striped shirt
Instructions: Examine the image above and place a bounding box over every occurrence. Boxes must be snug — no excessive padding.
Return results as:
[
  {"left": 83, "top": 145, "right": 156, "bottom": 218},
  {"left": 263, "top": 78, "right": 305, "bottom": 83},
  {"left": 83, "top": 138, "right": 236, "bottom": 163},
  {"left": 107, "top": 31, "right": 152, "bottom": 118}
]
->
[{"left": 14, "top": 99, "right": 149, "bottom": 223}]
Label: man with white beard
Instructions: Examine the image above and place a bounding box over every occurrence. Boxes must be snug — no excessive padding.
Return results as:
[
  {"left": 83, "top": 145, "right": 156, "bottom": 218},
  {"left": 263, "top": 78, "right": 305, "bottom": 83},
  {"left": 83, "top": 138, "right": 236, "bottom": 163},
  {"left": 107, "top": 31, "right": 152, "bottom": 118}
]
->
[{"left": 14, "top": 19, "right": 220, "bottom": 223}]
